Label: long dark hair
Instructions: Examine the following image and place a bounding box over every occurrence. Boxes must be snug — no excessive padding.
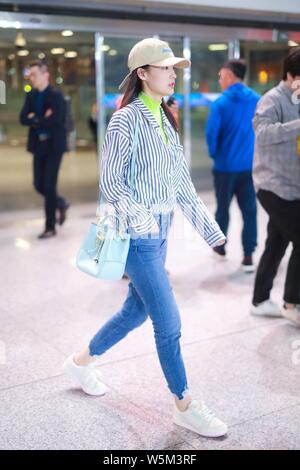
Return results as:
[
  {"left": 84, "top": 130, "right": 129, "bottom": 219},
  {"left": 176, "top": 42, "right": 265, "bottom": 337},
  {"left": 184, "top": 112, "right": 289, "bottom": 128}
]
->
[{"left": 120, "top": 66, "right": 179, "bottom": 133}]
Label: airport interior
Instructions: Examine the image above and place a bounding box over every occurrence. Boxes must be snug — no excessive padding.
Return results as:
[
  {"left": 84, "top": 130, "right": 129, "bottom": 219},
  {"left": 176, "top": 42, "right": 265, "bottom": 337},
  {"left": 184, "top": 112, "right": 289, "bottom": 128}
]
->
[{"left": 1, "top": 0, "right": 300, "bottom": 452}]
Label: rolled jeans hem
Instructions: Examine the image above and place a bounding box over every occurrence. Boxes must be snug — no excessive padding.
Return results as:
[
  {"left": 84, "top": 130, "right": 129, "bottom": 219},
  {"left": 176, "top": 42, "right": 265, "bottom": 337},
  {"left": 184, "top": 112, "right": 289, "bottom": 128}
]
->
[{"left": 173, "top": 387, "right": 190, "bottom": 401}]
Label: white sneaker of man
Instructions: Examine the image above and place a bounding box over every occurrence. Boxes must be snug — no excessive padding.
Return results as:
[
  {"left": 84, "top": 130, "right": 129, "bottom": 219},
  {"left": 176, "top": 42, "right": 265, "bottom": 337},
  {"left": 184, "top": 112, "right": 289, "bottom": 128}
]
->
[
  {"left": 63, "top": 353, "right": 107, "bottom": 396},
  {"left": 250, "top": 299, "right": 282, "bottom": 318},
  {"left": 173, "top": 400, "right": 228, "bottom": 438}
]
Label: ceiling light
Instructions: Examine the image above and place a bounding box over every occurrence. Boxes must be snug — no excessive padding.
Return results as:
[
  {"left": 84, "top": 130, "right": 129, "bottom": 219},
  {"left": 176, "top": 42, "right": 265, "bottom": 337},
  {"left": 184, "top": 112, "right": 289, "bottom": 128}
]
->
[
  {"left": 208, "top": 44, "right": 228, "bottom": 51},
  {"left": 17, "top": 50, "right": 29, "bottom": 57},
  {"left": 15, "top": 32, "right": 26, "bottom": 48},
  {"left": 62, "top": 30, "right": 73, "bottom": 37},
  {"left": 51, "top": 48, "right": 65, "bottom": 55},
  {"left": 64, "top": 51, "right": 78, "bottom": 58}
]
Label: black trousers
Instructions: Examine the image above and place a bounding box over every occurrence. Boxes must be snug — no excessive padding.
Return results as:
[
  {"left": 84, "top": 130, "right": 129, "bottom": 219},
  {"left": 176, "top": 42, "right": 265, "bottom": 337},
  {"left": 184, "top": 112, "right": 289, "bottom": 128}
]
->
[
  {"left": 252, "top": 189, "right": 300, "bottom": 305},
  {"left": 33, "top": 140, "right": 66, "bottom": 230}
]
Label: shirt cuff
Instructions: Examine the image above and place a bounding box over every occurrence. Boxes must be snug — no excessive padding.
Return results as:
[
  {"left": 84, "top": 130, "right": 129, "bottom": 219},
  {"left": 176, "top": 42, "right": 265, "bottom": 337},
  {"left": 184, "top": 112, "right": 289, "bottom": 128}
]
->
[{"left": 205, "top": 230, "right": 226, "bottom": 247}]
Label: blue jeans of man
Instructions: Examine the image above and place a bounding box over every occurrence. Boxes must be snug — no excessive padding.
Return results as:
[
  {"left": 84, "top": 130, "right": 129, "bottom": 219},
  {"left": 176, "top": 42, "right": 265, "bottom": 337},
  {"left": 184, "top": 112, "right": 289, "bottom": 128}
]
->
[
  {"left": 89, "top": 212, "right": 189, "bottom": 400},
  {"left": 213, "top": 170, "right": 257, "bottom": 256}
]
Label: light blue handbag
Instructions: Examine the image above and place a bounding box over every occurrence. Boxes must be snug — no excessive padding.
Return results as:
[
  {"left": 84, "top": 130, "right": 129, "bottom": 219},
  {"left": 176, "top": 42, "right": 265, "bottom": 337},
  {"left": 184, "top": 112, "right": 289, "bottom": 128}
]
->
[{"left": 76, "top": 117, "right": 140, "bottom": 281}]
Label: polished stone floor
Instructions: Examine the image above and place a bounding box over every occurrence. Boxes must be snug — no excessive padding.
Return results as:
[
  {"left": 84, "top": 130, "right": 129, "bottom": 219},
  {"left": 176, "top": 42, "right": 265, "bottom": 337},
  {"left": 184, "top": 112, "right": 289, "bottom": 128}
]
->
[{"left": 0, "top": 192, "right": 299, "bottom": 450}]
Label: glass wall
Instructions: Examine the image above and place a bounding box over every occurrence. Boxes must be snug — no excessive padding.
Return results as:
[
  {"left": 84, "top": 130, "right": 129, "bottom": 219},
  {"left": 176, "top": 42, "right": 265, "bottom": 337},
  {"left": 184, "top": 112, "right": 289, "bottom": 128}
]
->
[
  {"left": 189, "top": 40, "right": 292, "bottom": 180},
  {"left": 0, "top": 29, "right": 95, "bottom": 147},
  {"left": 190, "top": 41, "right": 228, "bottom": 175},
  {"left": 0, "top": 28, "right": 98, "bottom": 212},
  {"left": 241, "top": 41, "right": 288, "bottom": 95}
]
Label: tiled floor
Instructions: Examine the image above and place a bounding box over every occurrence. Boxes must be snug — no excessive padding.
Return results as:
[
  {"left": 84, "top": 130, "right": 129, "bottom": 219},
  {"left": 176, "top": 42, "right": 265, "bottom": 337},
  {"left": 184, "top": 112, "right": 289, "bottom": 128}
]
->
[{"left": 0, "top": 192, "right": 299, "bottom": 450}]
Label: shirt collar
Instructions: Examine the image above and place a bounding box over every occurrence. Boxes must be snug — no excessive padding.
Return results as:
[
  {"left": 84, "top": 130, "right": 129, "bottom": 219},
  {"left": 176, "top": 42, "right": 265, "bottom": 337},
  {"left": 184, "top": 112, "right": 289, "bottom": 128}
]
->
[
  {"left": 138, "top": 91, "right": 161, "bottom": 114},
  {"left": 132, "top": 97, "right": 172, "bottom": 130},
  {"left": 132, "top": 97, "right": 176, "bottom": 148},
  {"left": 35, "top": 84, "right": 50, "bottom": 95},
  {"left": 132, "top": 97, "right": 159, "bottom": 129},
  {"left": 161, "top": 108, "right": 172, "bottom": 129},
  {"left": 278, "top": 80, "right": 294, "bottom": 99}
]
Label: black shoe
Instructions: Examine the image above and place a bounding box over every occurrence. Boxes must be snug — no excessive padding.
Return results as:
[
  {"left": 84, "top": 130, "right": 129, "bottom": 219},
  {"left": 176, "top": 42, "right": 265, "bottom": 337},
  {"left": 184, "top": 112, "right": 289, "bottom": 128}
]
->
[
  {"left": 122, "top": 272, "right": 129, "bottom": 280},
  {"left": 38, "top": 229, "right": 56, "bottom": 239},
  {"left": 241, "top": 255, "right": 255, "bottom": 273},
  {"left": 213, "top": 245, "right": 226, "bottom": 257},
  {"left": 58, "top": 203, "right": 70, "bottom": 226}
]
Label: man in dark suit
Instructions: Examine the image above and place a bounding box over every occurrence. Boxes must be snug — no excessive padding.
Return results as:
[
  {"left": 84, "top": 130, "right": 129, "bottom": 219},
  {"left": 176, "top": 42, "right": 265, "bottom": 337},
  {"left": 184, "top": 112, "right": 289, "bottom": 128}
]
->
[{"left": 20, "top": 61, "right": 69, "bottom": 239}]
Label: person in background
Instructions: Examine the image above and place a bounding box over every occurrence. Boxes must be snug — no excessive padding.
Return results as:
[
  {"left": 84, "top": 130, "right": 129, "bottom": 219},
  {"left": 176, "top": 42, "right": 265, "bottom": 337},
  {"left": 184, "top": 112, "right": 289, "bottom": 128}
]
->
[
  {"left": 206, "top": 60, "right": 260, "bottom": 272},
  {"left": 20, "top": 61, "right": 69, "bottom": 239},
  {"left": 88, "top": 102, "right": 98, "bottom": 145},
  {"left": 250, "top": 47, "right": 300, "bottom": 324}
]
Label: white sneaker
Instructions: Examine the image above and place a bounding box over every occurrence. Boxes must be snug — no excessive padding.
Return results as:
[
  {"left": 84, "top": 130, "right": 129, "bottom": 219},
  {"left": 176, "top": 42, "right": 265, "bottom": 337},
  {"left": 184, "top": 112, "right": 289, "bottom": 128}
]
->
[
  {"left": 242, "top": 264, "right": 255, "bottom": 273},
  {"left": 241, "top": 256, "right": 255, "bottom": 273},
  {"left": 250, "top": 299, "right": 282, "bottom": 318},
  {"left": 282, "top": 306, "right": 300, "bottom": 327},
  {"left": 173, "top": 400, "right": 228, "bottom": 438},
  {"left": 63, "top": 353, "right": 107, "bottom": 396}
]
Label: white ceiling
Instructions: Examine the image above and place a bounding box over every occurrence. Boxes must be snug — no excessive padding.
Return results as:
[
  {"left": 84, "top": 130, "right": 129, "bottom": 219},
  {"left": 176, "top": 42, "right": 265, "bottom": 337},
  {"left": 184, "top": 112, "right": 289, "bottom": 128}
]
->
[{"left": 2, "top": 0, "right": 300, "bottom": 19}]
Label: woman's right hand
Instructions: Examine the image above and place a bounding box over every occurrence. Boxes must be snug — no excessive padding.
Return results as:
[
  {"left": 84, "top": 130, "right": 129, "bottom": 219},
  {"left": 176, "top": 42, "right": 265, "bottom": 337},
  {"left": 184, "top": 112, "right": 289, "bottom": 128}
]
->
[{"left": 214, "top": 238, "right": 226, "bottom": 247}]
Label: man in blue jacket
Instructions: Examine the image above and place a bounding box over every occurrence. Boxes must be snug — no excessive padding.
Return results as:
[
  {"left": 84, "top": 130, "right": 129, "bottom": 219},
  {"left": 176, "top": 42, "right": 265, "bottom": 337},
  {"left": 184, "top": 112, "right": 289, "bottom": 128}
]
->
[{"left": 206, "top": 60, "right": 260, "bottom": 272}]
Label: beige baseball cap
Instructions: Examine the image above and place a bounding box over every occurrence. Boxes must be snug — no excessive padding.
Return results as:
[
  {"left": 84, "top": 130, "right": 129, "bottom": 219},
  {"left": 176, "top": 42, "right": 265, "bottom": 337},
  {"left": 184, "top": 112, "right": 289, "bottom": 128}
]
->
[{"left": 118, "top": 37, "right": 191, "bottom": 91}]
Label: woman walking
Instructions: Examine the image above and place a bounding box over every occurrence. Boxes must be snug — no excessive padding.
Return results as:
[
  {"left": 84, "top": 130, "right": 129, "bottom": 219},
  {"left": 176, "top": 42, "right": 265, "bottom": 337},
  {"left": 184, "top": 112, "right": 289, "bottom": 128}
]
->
[{"left": 63, "top": 38, "right": 227, "bottom": 438}]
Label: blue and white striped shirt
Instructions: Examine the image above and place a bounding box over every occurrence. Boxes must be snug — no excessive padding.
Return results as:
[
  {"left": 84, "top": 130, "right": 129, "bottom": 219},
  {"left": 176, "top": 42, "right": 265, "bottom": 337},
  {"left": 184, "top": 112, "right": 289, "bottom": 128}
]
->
[{"left": 100, "top": 97, "right": 225, "bottom": 247}]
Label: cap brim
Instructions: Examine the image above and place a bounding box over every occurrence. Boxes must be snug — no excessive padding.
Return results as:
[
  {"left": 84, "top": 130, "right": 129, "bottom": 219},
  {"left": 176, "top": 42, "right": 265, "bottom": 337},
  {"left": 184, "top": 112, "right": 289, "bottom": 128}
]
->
[
  {"left": 118, "top": 72, "right": 131, "bottom": 92},
  {"left": 150, "top": 56, "right": 191, "bottom": 69}
]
